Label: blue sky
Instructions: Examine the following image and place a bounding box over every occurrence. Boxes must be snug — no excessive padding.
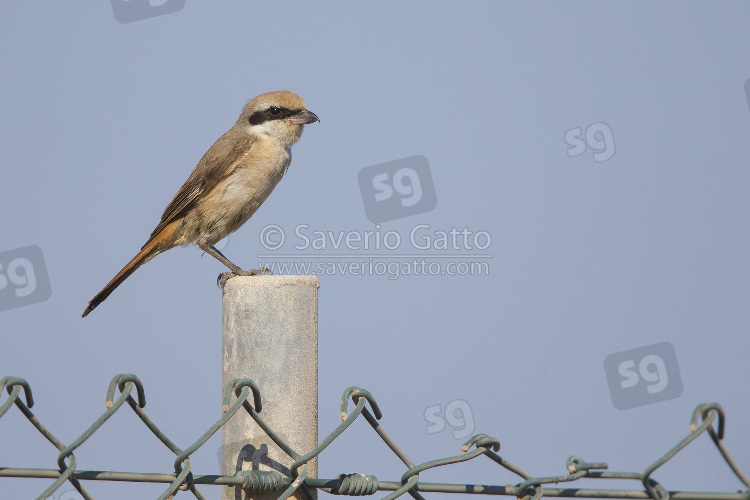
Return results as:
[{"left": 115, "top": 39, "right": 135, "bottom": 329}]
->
[{"left": 1, "top": 2, "right": 749, "bottom": 499}]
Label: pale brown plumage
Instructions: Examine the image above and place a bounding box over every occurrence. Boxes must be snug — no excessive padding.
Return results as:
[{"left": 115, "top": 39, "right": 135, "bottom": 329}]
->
[{"left": 82, "top": 90, "right": 318, "bottom": 317}]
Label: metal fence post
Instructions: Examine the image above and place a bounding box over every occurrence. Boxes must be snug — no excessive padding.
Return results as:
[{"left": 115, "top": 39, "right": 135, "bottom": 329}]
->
[{"left": 221, "top": 275, "right": 319, "bottom": 500}]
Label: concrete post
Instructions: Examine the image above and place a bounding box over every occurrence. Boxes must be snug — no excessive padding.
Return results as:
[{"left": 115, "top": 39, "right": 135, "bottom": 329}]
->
[{"left": 221, "top": 275, "right": 319, "bottom": 500}]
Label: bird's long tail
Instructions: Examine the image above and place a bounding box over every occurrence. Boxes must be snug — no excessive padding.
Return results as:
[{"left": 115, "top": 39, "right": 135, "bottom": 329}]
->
[{"left": 82, "top": 225, "right": 177, "bottom": 317}]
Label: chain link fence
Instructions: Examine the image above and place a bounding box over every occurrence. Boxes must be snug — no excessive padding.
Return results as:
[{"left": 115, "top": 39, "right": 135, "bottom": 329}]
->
[{"left": 1, "top": 374, "right": 748, "bottom": 500}]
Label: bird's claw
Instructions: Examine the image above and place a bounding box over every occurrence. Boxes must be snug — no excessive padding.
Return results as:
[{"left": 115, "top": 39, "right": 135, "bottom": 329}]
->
[
  {"left": 216, "top": 268, "right": 273, "bottom": 290},
  {"left": 248, "top": 267, "right": 273, "bottom": 276}
]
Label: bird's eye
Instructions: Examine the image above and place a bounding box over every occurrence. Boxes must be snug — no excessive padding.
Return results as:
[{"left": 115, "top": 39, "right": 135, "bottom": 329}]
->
[{"left": 269, "top": 107, "right": 281, "bottom": 115}]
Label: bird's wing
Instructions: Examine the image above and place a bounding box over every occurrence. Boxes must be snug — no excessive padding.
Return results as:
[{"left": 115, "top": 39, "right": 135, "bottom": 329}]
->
[{"left": 144, "top": 129, "right": 255, "bottom": 246}]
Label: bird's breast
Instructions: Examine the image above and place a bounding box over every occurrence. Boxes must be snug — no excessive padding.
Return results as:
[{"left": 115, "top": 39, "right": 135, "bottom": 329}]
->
[{"left": 192, "top": 145, "right": 290, "bottom": 245}]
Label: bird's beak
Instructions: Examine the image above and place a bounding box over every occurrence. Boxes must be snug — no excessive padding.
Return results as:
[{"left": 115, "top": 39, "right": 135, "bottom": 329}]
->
[{"left": 288, "top": 109, "right": 319, "bottom": 125}]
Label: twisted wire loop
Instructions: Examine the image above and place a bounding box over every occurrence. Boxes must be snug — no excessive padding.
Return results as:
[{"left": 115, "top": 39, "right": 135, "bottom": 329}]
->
[
  {"left": 514, "top": 455, "right": 611, "bottom": 500},
  {"left": 225, "top": 378, "right": 262, "bottom": 414},
  {"left": 330, "top": 473, "right": 379, "bottom": 496},
  {"left": 1, "top": 374, "right": 748, "bottom": 500},
  {"left": 235, "top": 470, "right": 285, "bottom": 491},
  {"left": 0, "top": 376, "right": 34, "bottom": 417},
  {"left": 691, "top": 403, "right": 750, "bottom": 486},
  {"left": 565, "top": 455, "right": 608, "bottom": 473},
  {"left": 340, "top": 386, "right": 382, "bottom": 421}
]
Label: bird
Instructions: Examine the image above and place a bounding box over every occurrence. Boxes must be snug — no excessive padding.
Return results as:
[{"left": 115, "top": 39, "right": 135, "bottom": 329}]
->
[{"left": 82, "top": 90, "right": 318, "bottom": 317}]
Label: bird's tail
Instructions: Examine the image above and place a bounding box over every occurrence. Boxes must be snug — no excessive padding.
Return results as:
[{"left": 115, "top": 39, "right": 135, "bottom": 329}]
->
[{"left": 82, "top": 225, "right": 177, "bottom": 317}]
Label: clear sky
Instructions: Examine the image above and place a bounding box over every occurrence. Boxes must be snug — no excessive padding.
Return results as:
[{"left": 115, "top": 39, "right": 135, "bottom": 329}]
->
[{"left": 1, "top": 2, "right": 749, "bottom": 499}]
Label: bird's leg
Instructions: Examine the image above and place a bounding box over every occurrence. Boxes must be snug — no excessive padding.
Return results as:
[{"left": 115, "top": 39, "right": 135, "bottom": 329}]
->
[
  {"left": 201, "top": 245, "right": 245, "bottom": 274},
  {"left": 200, "top": 245, "right": 272, "bottom": 289}
]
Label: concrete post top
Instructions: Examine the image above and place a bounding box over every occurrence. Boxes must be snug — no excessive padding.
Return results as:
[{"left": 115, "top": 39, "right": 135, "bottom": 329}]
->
[{"left": 223, "top": 275, "right": 320, "bottom": 293}]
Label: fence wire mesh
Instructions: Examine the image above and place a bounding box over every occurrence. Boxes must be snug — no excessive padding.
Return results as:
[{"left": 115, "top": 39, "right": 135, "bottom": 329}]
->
[{"left": 1, "top": 374, "right": 748, "bottom": 500}]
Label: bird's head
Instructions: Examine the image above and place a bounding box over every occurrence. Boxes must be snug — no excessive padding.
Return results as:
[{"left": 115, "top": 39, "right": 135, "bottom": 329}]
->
[{"left": 237, "top": 90, "right": 319, "bottom": 147}]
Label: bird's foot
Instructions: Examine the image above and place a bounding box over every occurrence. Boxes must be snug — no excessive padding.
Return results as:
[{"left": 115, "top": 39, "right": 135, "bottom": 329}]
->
[{"left": 217, "top": 268, "right": 273, "bottom": 289}]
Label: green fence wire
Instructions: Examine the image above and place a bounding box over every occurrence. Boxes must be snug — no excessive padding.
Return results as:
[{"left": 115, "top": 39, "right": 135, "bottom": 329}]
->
[{"left": 1, "top": 374, "right": 748, "bottom": 500}]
